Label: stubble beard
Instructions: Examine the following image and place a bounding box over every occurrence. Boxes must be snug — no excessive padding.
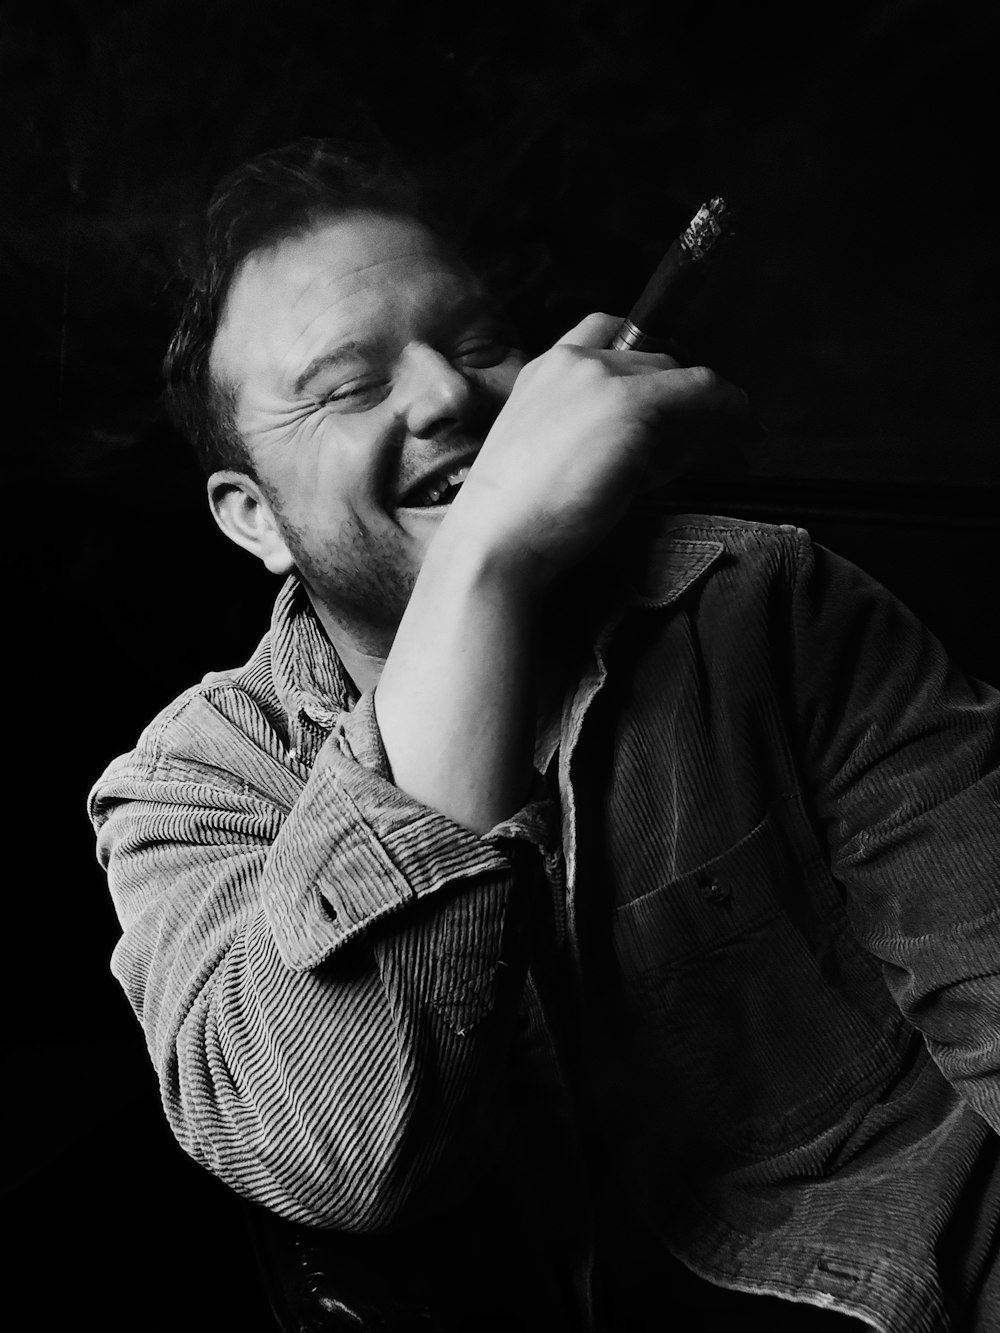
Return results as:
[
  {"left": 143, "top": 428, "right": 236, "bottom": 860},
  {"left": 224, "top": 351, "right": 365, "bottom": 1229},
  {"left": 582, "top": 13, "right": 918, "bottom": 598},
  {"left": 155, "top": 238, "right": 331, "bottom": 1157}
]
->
[{"left": 277, "top": 506, "right": 419, "bottom": 660}]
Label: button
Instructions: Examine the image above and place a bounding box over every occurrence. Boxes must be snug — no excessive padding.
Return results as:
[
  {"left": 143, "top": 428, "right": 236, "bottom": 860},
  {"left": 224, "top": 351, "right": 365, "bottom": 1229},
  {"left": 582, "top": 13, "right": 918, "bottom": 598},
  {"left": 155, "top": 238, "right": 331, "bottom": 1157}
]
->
[{"left": 703, "top": 879, "right": 731, "bottom": 905}]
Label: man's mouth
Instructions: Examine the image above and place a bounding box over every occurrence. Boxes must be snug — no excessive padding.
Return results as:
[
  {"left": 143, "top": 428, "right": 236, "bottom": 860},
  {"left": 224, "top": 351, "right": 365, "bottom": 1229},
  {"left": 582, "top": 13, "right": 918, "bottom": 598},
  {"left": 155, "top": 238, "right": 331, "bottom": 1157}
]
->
[{"left": 395, "top": 460, "right": 474, "bottom": 510}]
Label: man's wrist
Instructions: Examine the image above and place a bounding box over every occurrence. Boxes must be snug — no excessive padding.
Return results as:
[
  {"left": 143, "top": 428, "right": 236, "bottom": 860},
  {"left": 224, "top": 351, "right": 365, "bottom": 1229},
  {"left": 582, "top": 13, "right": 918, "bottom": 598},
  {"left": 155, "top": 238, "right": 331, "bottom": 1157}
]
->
[{"left": 425, "top": 493, "right": 547, "bottom": 608}]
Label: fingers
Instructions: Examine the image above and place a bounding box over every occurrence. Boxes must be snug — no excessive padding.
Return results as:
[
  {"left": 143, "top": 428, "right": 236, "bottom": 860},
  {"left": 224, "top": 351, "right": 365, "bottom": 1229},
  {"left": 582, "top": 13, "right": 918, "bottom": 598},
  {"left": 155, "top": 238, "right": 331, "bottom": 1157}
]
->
[
  {"left": 554, "top": 312, "right": 682, "bottom": 372},
  {"left": 542, "top": 315, "right": 762, "bottom": 447},
  {"left": 633, "top": 364, "right": 758, "bottom": 435}
]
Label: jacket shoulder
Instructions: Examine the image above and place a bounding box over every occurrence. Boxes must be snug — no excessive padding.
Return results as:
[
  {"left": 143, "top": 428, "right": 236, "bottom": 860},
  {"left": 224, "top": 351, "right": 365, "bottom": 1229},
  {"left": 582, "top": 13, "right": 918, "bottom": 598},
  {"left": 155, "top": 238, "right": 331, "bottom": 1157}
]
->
[
  {"left": 88, "top": 630, "right": 289, "bottom": 813},
  {"left": 627, "top": 510, "right": 813, "bottom": 595}
]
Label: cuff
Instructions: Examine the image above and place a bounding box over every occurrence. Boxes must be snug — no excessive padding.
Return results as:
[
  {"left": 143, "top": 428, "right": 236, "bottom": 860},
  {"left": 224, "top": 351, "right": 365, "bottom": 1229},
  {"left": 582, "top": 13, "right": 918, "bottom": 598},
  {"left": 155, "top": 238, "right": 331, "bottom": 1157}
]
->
[{"left": 264, "top": 704, "right": 558, "bottom": 971}]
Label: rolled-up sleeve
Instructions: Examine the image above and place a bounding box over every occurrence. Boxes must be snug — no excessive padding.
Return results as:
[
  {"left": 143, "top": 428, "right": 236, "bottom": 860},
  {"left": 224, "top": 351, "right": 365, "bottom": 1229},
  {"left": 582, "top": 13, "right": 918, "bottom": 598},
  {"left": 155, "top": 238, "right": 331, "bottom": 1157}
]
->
[
  {"left": 89, "top": 685, "right": 556, "bottom": 1230},
  {"left": 787, "top": 529, "right": 999, "bottom": 1130}
]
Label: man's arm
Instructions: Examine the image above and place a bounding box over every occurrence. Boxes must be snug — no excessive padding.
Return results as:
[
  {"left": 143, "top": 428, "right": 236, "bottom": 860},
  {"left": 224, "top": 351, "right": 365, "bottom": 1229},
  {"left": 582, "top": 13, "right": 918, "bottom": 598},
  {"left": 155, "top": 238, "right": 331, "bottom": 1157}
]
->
[
  {"left": 787, "top": 532, "right": 1000, "bottom": 1128},
  {"left": 91, "top": 704, "right": 543, "bottom": 1231},
  {"left": 375, "top": 313, "right": 753, "bottom": 832}
]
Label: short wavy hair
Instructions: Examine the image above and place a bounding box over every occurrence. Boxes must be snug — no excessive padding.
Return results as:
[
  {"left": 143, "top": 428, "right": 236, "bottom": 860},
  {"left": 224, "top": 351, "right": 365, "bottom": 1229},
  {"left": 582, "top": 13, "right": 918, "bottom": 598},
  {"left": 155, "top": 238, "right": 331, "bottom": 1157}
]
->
[{"left": 163, "top": 137, "right": 436, "bottom": 477}]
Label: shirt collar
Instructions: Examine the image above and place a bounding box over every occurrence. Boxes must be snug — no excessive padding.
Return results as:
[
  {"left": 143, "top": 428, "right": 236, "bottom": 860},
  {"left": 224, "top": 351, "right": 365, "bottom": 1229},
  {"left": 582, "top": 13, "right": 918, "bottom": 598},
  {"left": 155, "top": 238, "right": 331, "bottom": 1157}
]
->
[
  {"left": 269, "top": 576, "right": 357, "bottom": 730},
  {"left": 534, "top": 517, "right": 726, "bottom": 773}
]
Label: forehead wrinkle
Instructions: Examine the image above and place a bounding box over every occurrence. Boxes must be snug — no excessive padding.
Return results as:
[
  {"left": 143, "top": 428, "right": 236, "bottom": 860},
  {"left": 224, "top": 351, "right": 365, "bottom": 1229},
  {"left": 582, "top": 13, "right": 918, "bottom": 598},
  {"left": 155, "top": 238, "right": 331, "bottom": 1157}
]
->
[
  {"left": 282, "top": 229, "right": 469, "bottom": 314},
  {"left": 217, "top": 211, "right": 456, "bottom": 335},
  {"left": 283, "top": 245, "right": 455, "bottom": 338},
  {"left": 290, "top": 245, "right": 457, "bottom": 299},
  {"left": 283, "top": 264, "right": 481, "bottom": 391}
]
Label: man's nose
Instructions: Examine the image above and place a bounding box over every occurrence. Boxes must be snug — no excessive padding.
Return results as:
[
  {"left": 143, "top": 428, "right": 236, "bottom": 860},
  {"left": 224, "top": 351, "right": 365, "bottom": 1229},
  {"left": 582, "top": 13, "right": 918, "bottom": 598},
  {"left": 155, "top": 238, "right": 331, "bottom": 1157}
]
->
[{"left": 396, "top": 343, "right": 476, "bottom": 437}]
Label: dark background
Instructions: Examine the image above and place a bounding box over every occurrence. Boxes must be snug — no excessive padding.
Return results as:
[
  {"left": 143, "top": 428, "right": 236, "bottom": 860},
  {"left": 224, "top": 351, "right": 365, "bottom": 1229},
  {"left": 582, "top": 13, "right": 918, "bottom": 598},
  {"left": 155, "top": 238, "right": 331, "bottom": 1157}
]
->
[{"left": 4, "top": 1, "right": 996, "bottom": 1327}]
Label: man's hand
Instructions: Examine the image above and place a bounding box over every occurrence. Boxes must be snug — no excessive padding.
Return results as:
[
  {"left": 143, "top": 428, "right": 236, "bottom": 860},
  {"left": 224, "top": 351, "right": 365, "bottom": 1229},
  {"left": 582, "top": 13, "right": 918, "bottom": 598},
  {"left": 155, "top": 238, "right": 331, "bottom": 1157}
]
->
[{"left": 444, "top": 312, "right": 753, "bottom": 588}]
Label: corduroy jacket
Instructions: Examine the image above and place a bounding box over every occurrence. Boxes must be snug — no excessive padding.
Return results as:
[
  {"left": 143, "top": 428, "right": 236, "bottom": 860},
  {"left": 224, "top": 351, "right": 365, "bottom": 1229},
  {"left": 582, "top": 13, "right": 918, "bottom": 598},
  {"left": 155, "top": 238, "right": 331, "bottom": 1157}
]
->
[{"left": 90, "top": 513, "right": 999, "bottom": 1331}]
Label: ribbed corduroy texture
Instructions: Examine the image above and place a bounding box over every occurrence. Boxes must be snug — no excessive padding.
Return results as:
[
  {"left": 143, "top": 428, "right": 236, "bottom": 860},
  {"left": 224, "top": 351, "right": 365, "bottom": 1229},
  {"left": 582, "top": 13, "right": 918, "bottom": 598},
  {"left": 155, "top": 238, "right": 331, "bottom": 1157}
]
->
[{"left": 90, "top": 515, "right": 999, "bottom": 1330}]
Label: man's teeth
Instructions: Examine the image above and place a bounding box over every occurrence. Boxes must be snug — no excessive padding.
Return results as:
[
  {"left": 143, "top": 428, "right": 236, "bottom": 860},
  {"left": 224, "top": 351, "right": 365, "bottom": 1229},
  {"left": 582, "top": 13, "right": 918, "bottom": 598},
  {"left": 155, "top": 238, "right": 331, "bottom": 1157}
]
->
[{"left": 412, "top": 464, "right": 470, "bottom": 507}]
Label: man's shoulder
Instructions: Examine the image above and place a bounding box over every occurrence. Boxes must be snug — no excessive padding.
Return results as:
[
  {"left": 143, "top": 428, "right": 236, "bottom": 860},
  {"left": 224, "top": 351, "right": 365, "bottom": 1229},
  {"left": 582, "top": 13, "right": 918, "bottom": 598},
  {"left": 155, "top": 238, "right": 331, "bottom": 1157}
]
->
[
  {"left": 158, "top": 626, "right": 281, "bottom": 741},
  {"left": 89, "top": 628, "right": 287, "bottom": 809},
  {"left": 615, "top": 508, "right": 810, "bottom": 607},
  {"left": 198, "top": 628, "right": 281, "bottom": 712}
]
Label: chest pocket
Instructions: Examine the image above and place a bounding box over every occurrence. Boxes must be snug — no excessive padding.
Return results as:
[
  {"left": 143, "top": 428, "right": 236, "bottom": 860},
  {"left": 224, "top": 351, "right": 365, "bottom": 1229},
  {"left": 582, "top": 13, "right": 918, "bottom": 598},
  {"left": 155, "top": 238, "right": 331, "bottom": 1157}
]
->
[{"left": 611, "top": 796, "right": 906, "bottom": 1159}]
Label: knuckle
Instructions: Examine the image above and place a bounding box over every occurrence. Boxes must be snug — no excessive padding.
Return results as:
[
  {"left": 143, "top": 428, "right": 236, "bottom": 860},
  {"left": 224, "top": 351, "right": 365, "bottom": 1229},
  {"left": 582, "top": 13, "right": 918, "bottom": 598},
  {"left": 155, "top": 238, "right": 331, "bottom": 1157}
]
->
[
  {"left": 554, "top": 344, "right": 604, "bottom": 383},
  {"left": 685, "top": 364, "right": 718, "bottom": 392},
  {"left": 549, "top": 343, "right": 579, "bottom": 369}
]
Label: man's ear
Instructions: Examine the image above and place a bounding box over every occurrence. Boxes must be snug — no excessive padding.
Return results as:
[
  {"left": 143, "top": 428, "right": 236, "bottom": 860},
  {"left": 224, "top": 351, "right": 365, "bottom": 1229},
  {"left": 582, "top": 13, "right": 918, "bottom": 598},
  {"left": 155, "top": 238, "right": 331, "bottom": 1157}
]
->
[{"left": 208, "top": 471, "right": 295, "bottom": 575}]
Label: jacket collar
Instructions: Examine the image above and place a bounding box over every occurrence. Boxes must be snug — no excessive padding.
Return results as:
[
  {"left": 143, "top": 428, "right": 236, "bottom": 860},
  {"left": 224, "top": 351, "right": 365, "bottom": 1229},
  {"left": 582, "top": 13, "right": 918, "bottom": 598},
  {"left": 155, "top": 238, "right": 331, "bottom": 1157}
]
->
[
  {"left": 580, "top": 512, "right": 727, "bottom": 630},
  {"left": 618, "top": 530, "right": 726, "bottom": 608}
]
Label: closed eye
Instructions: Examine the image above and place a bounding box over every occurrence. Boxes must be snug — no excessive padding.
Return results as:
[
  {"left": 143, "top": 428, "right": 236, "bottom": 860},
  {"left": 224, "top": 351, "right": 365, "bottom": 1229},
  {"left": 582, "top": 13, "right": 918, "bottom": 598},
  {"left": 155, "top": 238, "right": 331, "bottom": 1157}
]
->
[
  {"left": 321, "top": 379, "right": 391, "bottom": 411},
  {"left": 452, "top": 338, "right": 513, "bottom": 369}
]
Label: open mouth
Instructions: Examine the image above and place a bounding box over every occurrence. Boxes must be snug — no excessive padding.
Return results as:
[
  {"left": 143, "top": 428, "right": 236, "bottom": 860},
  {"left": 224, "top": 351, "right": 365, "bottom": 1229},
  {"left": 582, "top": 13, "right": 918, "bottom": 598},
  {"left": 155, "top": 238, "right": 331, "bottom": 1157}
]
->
[{"left": 395, "top": 461, "right": 473, "bottom": 510}]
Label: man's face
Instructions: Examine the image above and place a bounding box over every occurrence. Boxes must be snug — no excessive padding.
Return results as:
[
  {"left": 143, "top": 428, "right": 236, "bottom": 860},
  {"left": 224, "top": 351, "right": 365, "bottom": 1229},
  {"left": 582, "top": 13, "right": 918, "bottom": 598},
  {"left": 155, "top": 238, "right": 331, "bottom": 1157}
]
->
[{"left": 210, "top": 210, "right": 525, "bottom": 657}]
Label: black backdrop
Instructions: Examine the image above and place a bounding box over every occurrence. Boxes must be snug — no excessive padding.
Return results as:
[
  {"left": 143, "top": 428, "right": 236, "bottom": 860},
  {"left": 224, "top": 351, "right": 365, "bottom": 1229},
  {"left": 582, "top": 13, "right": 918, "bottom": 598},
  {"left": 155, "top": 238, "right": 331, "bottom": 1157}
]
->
[{"left": 4, "top": 2, "right": 996, "bottom": 1327}]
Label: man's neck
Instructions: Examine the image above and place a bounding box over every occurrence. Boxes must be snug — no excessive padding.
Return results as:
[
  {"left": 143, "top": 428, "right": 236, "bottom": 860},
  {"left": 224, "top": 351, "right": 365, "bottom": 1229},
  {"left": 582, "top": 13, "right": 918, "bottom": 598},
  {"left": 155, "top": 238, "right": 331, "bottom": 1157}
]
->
[{"left": 303, "top": 586, "right": 391, "bottom": 697}]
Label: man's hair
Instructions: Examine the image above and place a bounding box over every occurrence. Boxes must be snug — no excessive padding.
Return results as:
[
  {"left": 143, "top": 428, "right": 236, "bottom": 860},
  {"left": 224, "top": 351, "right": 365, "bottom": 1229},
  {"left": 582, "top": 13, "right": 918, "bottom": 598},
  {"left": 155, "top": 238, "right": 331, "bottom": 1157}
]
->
[{"left": 163, "top": 137, "right": 436, "bottom": 477}]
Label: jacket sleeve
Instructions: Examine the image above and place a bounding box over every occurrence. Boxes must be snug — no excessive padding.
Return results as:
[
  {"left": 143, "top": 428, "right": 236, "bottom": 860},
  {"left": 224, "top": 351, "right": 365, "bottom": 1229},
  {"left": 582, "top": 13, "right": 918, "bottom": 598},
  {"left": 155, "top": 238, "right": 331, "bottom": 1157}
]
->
[
  {"left": 786, "top": 528, "right": 999, "bottom": 1131},
  {"left": 89, "top": 687, "right": 554, "bottom": 1230}
]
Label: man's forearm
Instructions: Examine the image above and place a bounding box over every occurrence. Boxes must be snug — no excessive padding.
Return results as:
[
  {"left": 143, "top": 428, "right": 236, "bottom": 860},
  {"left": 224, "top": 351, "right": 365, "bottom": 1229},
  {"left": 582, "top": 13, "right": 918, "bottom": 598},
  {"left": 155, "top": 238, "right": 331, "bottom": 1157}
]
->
[
  {"left": 373, "top": 310, "right": 757, "bottom": 833},
  {"left": 93, "top": 713, "right": 540, "bottom": 1229},
  {"left": 375, "top": 512, "right": 540, "bottom": 835}
]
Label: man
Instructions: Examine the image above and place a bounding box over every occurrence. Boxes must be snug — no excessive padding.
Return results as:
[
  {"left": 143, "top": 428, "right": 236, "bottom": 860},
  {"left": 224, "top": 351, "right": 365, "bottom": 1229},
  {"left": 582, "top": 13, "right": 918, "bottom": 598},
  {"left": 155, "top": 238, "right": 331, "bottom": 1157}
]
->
[{"left": 90, "top": 138, "right": 998, "bottom": 1330}]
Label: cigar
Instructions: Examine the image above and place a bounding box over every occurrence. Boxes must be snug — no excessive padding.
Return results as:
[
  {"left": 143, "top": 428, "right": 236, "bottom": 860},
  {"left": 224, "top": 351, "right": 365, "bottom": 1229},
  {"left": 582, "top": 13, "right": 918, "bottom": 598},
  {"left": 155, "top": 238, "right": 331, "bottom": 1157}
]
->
[{"left": 609, "top": 197, "right": 733, "bottom": 352}]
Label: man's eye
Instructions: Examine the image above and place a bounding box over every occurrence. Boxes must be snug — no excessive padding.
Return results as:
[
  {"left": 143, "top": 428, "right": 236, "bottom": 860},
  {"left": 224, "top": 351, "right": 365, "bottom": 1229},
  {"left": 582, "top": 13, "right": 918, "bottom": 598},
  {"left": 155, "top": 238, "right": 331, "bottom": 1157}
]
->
[
  {"left": 452, "top": 339, "right": 510, "bottom": 369},
  {"left": 323, "top": 380, "right": 389, "bottom": 409}
]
